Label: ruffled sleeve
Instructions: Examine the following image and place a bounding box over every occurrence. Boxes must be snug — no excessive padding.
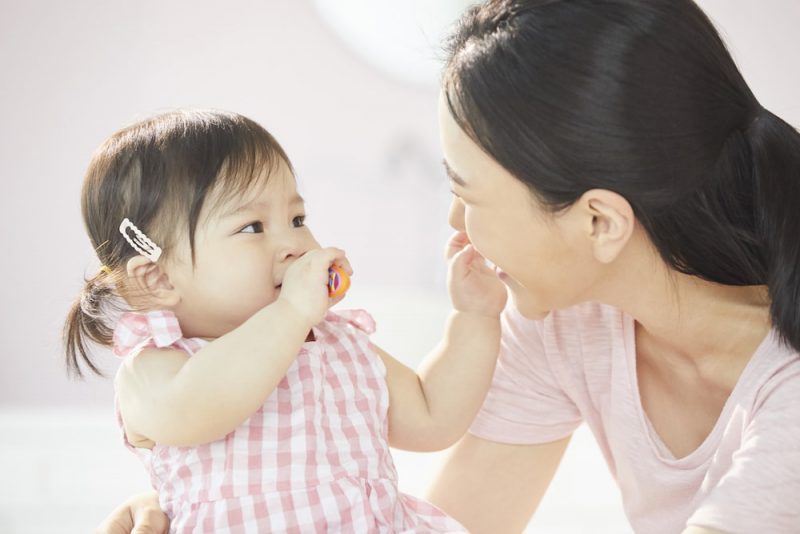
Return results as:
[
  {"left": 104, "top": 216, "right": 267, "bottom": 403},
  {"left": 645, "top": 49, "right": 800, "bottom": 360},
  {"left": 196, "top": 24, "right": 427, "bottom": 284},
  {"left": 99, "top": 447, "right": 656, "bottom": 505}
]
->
[
  {"left": 325, "top": 309, "right": 376, "bottom": 335},
  {"left": 112, "top": 310, "right": 184, "bottom": 358}
]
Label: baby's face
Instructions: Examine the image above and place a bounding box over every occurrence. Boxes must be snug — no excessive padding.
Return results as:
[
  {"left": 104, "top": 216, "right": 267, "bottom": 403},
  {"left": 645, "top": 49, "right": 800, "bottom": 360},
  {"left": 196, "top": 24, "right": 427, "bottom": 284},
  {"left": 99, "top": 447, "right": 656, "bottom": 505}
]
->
[{"left": 168, "top": 161, "right": 320, "bottom": 338}]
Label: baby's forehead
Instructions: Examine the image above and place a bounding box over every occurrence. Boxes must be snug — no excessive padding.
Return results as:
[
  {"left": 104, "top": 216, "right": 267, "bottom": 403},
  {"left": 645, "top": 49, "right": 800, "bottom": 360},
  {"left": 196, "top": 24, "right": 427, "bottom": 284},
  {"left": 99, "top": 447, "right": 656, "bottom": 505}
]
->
[{"left": 205, "top": 166, "right": 301, "bottom": 217}]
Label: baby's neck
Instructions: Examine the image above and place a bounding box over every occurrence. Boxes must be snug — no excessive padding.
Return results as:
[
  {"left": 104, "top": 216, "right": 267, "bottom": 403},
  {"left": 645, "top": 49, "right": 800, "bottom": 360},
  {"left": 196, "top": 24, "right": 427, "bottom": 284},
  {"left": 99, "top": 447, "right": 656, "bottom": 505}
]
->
[{"left": 305, "top": 330, "right": 315, "bottom": 342}]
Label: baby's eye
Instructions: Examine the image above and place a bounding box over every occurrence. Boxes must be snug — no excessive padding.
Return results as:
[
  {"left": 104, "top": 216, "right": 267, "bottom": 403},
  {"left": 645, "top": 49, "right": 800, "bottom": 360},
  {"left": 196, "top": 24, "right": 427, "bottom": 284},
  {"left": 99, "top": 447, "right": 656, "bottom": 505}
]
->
[
  {"left": 292, "top": 215, "right": 306, "bottom": 228},
  {"left": 239, "top": 221, "right": 264, "bottom": 234}
]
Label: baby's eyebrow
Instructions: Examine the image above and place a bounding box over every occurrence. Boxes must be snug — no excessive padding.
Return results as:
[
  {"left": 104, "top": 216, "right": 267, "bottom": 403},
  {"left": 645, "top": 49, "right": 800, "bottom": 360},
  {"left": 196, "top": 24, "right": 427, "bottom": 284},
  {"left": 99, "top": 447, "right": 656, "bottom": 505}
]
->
[
  {"left": 221, "top": 194, "right": 305, "bottom": 219},
  {"left": 442, "top": 159, "right": 467, "bottom": 187}
]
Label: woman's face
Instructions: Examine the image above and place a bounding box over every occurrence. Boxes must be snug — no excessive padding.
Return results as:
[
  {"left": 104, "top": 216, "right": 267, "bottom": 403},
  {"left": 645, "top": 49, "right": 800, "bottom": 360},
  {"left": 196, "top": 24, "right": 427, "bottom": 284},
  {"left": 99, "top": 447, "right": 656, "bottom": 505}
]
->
[{"left": 438, "top": 93, "right": 598, "bottom": 319}]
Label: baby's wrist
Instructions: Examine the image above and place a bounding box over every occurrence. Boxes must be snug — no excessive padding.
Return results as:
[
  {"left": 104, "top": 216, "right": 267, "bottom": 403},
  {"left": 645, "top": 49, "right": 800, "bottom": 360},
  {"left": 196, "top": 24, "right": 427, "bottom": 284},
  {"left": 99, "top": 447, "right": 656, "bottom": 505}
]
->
[
  {"left": 273, "top": 297, "right": 317, "bottom": 330},
  {"left": 451, "top": 308, "right": 502, "bottom": 323}
]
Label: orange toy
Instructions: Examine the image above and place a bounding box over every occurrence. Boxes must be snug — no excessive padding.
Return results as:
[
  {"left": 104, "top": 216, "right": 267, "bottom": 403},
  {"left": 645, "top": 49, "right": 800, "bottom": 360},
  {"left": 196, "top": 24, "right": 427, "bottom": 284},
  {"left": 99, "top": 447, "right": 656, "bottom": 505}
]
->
[{"left": 328, "top": 265, "right": 350, "bottom": 298}]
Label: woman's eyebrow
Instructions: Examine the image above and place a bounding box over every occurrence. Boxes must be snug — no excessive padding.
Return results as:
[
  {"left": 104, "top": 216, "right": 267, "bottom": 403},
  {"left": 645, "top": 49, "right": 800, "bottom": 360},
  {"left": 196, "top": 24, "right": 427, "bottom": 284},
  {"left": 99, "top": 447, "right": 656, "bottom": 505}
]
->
[{"left": 442, "top": 159, "right": 467, "bottom": 187}]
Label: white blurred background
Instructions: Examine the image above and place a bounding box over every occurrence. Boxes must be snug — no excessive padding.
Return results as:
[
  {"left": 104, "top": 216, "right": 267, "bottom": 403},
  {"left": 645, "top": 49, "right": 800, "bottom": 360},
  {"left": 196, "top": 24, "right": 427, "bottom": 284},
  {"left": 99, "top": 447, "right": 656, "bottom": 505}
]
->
[{"left": 0, "top": 1, "right": 798, "bottom": 532}]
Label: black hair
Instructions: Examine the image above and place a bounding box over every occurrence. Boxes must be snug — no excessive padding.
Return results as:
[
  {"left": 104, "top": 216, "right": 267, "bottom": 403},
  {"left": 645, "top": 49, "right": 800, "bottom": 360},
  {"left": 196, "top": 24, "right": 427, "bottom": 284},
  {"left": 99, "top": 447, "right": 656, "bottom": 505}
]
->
[
  {"left": 444, "top": 0, "right": 800, "bottom": 351},
  {"left": 65, "top": 110, "right": 291, "bottom": 377}
]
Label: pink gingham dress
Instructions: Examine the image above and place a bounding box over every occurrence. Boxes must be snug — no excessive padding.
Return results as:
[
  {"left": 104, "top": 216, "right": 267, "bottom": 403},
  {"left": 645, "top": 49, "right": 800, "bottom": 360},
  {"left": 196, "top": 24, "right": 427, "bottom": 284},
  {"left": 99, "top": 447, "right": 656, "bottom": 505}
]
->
[{"left": 112, "top": 309, "right": 466, "bottom": 534}]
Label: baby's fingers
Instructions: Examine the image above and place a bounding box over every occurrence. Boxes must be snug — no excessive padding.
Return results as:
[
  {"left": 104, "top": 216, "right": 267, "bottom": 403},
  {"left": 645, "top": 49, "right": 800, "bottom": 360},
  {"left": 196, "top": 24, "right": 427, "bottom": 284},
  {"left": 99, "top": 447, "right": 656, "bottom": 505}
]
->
[
  {"left": 334, "top": 255, "right": 354, "bottom": 277},
  {"left": 314, "top": 247, "right": 348, "bottom": 268},
  {"left": 450, "top": 243, "right": 478, "bottom": 279},
  {"left": 445, "top": 231, "right": 470, "bottom": 261}
]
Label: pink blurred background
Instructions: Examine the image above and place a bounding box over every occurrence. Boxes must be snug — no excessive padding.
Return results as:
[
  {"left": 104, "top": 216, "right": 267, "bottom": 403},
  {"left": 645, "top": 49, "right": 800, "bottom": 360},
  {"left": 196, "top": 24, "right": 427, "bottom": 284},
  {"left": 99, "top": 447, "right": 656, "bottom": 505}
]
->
[
  {"left": 1, "top": 0, "right": 456, "bottom": 406},
  {"left": 1, "top": 0, "right": 797, "bottom": 408}
]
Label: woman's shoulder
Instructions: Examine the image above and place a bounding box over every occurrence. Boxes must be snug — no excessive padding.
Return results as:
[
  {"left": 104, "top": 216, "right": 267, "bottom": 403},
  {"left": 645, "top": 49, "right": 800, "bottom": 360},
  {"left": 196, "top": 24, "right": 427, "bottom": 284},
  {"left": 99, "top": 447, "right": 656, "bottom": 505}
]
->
[{"left": 748, "top": 331, "right": 800, "bottom": 410}]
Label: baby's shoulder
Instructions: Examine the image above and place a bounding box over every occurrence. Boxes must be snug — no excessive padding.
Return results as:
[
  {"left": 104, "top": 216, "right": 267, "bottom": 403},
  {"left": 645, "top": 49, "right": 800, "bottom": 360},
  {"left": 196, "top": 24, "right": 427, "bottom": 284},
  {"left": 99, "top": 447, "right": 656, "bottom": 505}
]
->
[
  {"left": 116, "top": 346, "right": 191, "bottom": 392},
  {"left": 323, "top": 309, "right": 377, "bottom": 336}
]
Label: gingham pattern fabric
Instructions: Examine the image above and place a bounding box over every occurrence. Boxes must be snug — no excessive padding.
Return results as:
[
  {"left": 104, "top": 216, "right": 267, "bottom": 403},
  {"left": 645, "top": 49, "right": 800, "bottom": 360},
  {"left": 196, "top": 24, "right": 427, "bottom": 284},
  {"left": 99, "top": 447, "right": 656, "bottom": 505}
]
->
[{"left": 113, "top": 310, "right": 466, "bottom": 533}]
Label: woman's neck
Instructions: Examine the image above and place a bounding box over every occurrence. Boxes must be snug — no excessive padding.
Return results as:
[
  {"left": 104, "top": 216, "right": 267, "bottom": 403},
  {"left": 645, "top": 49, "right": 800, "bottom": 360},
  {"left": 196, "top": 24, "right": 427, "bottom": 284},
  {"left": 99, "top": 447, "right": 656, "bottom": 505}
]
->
[{"left": 596, "top": 230, "right": 771, "bottom": 369}]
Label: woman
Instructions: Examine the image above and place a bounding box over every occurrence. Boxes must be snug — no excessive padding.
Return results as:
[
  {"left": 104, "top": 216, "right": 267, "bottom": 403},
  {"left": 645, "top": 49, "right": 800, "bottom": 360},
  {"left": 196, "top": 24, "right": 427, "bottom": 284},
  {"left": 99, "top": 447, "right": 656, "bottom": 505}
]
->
[{"left": 100, "top": 0, "right": 800, "bottom": 532}]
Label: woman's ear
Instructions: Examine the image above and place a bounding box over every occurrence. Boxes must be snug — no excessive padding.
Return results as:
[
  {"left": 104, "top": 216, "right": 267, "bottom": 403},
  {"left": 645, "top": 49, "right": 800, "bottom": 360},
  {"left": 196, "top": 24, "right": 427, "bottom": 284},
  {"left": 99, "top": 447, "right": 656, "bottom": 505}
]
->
[
  {"left": 125, "top": 256, "right": 180, "bottom": 308},
  {"left": 579, "top": 189, "right": 635, "bottom": 263}
]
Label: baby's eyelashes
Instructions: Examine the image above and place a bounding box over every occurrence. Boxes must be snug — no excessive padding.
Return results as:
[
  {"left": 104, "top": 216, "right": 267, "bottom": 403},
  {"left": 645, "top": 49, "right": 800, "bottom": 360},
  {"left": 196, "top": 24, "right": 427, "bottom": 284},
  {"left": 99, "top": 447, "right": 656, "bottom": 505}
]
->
[
  {"left": 239, "top": 221, "right": 264, "bottom": 234},
  {"left": 237, "top": 215, "right": 305, "bottom": 234}
]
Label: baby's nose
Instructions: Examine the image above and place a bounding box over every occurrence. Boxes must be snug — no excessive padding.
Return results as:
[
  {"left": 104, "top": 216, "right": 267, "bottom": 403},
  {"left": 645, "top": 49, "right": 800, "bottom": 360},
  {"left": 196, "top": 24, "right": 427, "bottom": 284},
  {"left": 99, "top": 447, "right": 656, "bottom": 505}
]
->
[{"left": 277, "top": 244, "right": 304, "bottom": 262}]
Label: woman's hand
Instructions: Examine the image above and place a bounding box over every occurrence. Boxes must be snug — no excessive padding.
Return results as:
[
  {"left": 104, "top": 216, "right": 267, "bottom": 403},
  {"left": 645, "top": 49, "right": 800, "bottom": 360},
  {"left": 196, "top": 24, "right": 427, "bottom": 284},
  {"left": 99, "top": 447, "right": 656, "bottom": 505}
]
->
[
  {"left": 446, "top": 231, "right": 507, "bottom": 317},
  {"left": 95, "top": 491, "right": 168, "bottom": 534}
]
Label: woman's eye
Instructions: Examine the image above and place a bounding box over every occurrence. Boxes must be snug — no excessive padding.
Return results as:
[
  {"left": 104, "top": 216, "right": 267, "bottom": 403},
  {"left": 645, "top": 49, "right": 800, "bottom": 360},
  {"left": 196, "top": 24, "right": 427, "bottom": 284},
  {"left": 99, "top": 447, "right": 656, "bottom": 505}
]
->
[
  {"left": 292, "top": 215, "right": 306, "bottom": 228},
  {"left": 240, "top": 221, "right": 264, "bottom": 234}
]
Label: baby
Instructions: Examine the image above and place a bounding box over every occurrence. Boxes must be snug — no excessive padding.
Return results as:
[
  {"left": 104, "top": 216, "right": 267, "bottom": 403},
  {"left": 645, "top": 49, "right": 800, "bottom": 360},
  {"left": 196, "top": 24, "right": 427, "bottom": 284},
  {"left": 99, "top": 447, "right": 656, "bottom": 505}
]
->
[{"left": 64, "top": 109, "right": 506, "bottom": 532}]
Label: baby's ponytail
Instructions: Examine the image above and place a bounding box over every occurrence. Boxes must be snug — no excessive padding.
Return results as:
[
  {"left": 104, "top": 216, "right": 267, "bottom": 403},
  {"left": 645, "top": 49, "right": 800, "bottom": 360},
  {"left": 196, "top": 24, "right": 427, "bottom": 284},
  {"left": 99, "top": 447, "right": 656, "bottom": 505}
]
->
[
  {"left": 749, "top": 108, "right": 800, "bottom": 353},
  {"left": 64, "top": 269, "right": 119, "bottom": 377}
]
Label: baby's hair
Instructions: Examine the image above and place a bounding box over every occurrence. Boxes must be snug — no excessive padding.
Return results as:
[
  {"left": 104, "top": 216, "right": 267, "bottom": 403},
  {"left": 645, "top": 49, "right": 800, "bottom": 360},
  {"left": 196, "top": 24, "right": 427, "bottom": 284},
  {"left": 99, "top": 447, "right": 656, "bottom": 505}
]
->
[{"left": 64, "top": 109, "right": 292, "bottom": 378}]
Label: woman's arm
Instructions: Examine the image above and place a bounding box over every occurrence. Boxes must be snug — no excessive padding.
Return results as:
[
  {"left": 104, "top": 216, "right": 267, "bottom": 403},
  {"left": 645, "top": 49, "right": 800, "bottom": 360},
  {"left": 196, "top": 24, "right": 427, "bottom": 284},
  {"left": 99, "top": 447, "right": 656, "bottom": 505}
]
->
[{"left": 425, "top": 433, "right": 571, "bottom": 534}]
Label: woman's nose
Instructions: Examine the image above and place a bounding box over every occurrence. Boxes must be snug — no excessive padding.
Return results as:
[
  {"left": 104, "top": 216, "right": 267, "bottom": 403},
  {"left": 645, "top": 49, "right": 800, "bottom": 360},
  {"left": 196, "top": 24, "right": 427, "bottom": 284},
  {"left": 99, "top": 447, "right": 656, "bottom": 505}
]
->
[{"left": 448, "top": 196, "right": 466, "bottom": 231}]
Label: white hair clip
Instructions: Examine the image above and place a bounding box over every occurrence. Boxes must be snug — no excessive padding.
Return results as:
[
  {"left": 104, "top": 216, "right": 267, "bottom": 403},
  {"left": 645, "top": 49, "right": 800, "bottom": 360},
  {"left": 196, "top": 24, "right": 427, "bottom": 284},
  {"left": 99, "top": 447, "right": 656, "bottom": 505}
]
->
[{"left": 119, "top": 218, "right": 162, "bottom": 262}]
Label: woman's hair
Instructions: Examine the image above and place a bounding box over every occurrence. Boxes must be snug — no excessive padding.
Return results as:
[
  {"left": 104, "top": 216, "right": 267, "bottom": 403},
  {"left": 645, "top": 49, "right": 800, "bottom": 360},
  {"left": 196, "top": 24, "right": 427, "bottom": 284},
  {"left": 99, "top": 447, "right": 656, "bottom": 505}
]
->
[
  {"left": 443, "top": 0, "right": 800, "bottom": 351},
  {"left": 65, "top": 109, "right": 291, "bottom": 377}
]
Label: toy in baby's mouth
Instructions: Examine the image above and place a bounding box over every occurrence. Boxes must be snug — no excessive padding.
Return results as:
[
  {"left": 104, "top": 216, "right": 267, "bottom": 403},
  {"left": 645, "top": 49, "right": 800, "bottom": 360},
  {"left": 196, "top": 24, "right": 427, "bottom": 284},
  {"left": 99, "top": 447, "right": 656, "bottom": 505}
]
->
[{"left": 328, "top": 265, "right": 350, "bottom": 298}]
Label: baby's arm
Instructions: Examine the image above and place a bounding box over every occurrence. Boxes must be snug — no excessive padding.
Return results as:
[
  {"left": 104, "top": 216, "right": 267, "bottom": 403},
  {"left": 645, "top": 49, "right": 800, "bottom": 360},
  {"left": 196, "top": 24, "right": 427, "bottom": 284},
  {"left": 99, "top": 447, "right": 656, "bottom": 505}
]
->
[
  {"left": 381, "top": 232, "right": 507, "bottom": 451},
  {"left": 375, "top": 309, "right": 501, "bottom": 452},
  {"left": 117, "top": 247, "right": 348, "bottom": 448}
]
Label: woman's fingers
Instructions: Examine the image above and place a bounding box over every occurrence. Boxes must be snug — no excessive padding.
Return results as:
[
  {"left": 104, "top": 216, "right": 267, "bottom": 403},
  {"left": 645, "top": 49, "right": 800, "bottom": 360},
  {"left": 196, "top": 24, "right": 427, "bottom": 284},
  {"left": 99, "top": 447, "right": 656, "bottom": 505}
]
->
[
  {"left": 95, "top": 492, "right": 168, "bottom": 534},
  {"left": 130, "top": 507, "right": 169, "bottom": 534},
  {"left": 95, "top": 514, "right": 132, "bottom": 534}
]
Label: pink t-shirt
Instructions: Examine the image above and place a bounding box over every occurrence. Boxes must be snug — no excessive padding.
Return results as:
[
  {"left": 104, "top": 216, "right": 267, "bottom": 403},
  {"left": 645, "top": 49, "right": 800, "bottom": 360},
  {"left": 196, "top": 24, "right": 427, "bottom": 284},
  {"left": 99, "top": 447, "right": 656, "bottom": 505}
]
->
[{"left": 470, "top": 302, "right": 800, "bottom": 533}]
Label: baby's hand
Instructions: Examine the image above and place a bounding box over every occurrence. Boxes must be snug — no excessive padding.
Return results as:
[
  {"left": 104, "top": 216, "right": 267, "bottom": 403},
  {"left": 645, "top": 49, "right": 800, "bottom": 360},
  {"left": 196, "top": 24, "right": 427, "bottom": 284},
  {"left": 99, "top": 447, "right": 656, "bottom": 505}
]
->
[
  {"left": 446, "top": 232, "right": 507, "bottom": 317},
  {"left": 278, "top": 247, "right": 352, "bottom": 327}
]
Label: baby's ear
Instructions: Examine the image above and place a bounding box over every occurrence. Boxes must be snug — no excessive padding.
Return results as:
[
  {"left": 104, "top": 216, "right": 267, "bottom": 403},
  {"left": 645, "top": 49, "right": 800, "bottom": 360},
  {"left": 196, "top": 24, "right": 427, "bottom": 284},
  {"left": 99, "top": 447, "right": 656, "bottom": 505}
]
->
[{"left": 125, "top": 256, "right": 180, "bottom": 308}]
